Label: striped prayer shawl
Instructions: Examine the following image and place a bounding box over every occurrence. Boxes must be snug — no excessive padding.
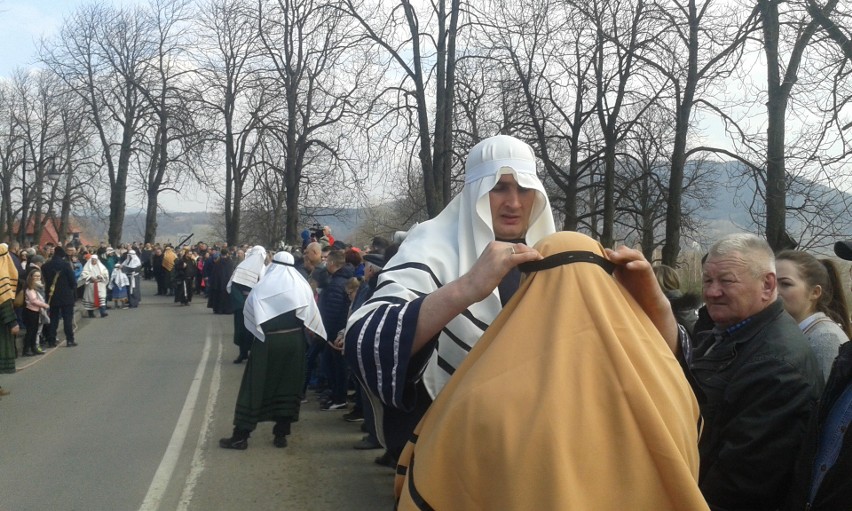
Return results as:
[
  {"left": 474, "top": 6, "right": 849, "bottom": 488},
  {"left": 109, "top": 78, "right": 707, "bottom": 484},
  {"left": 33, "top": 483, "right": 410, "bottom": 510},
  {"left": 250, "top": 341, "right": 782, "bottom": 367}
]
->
[{"left": 345, "top": 256, "right": 501, "bottom": 411}]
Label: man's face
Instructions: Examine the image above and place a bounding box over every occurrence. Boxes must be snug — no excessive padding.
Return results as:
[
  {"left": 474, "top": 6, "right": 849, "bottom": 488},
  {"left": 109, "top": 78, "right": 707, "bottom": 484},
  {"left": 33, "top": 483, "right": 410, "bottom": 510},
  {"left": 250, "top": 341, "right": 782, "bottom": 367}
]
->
[
  {"left": 489, "top": 174, "right": 536, "bottom": 241},
  {"left": 702, "top": 252, "right": 775, "bottom": 328},
  {"left": 305, "top": 247, "right": 321, "bottom": 268}
]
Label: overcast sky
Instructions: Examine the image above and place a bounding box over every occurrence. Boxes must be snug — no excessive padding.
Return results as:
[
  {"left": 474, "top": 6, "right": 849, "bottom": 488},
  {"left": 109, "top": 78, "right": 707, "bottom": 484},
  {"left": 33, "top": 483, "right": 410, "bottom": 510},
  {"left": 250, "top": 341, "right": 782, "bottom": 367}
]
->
[{"left": 0, "top": 0, "right": 210, "bottom": 212}]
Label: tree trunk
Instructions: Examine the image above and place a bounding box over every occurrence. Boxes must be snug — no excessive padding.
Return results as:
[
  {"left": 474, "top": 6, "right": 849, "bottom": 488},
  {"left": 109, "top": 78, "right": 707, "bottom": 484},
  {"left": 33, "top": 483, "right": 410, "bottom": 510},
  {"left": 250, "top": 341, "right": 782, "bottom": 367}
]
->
[
  {"left": 109, "top": 133, "right": 132, "bottom": 246},
  {"left": 761, "top": 0, "right": 787, "bottom": 251},
  {"left": 601, "top": 140, "right": 616, "bottom": 248}
]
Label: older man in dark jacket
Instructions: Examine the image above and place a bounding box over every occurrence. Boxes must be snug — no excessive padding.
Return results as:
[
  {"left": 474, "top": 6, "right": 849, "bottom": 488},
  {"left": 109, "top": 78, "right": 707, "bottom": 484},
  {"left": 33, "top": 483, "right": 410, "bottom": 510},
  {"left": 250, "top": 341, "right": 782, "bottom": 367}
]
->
[
  {"left": 42, "top": 246, "right": 78, "bottom": 347},
  {"left": 317, "top": 249, "right": 353, "bottom": 411},
  {"left": 681, "top": 233, "right": 823, "bottom": 511}
]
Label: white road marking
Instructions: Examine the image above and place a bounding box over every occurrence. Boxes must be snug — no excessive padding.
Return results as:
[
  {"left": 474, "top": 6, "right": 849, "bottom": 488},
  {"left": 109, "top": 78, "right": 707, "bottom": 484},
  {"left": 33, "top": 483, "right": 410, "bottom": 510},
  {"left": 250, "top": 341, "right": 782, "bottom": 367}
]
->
[
  {"left": 177, "top": 327, "right": 223, "bottom": 511},
  {"left": 138, "top": 331, "right": 211, "bottom": 511}
]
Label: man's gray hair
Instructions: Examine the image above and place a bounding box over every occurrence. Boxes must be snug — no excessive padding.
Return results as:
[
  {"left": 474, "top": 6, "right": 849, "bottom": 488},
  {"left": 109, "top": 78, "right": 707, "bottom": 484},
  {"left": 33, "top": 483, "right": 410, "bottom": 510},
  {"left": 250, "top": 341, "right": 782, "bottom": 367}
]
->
[{"left": 707, "top": 233, "right": 775, "bottom": 277}]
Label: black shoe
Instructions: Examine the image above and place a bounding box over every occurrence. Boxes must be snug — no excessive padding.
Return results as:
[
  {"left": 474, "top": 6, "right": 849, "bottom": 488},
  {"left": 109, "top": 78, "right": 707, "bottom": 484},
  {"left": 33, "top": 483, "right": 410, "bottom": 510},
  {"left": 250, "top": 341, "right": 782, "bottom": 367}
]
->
[
  {"left": 273, "top": 436, "right": 287, "bottom": 448},
  {"left": 100, "top": 312, "right": 108, "bottom": 318},
  {"left": 343, "top": 411, "right": 364, "bottom": 422},
  {"left": 67, "top": 341, "right": 78, "bottom": 347},
  {"left": 233, "top": 356, "right": 246, "bottom": 364},
  {"left": 219, "top": 437, "right": 248, "bottom": 450},
  {"left": 321, "top": 401, "right": 347, "bottom": 411},
  {"left": 22, "top": 351, "right": 34, "bottom": 357},
  {"left": 374, "top": 451, "right": 397, "bottom": 468},
  {"left": 353, "top": 437, "right": 382, "bottom": 450}
]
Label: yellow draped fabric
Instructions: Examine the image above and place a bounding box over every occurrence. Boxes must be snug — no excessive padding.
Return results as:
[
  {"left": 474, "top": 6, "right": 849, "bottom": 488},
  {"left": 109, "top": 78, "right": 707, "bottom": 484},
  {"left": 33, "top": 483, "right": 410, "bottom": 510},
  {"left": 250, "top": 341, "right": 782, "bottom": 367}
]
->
[
  {"left": 0, "top": 243, "right": 18, "bottom": 304},
  {"left": 395, "top": 232, "right": 708, "bottom": 511},
  {"left": 162, "top": 248, "right": 176, "bottom": 272}
]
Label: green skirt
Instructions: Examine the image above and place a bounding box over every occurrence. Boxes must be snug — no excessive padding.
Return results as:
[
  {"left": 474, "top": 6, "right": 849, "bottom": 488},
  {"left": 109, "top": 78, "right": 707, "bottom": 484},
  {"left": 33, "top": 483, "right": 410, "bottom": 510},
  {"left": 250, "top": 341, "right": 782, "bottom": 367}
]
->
[
  {"left": 233, "top": 328, "right": 306, "bottom": 431},
  {"left": 0, "top": 300, "right": 16, "bottom": 374}
]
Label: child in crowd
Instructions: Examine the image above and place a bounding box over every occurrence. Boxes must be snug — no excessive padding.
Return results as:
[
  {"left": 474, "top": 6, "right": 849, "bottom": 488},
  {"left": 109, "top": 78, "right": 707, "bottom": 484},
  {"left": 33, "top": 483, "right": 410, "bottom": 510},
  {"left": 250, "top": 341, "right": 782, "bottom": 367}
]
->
[
  {"left": 108, "top": 263, "right": 130, "bottom": 310},
  {"left": 22, "top": 270, "right": 49, "bottom": 356}
]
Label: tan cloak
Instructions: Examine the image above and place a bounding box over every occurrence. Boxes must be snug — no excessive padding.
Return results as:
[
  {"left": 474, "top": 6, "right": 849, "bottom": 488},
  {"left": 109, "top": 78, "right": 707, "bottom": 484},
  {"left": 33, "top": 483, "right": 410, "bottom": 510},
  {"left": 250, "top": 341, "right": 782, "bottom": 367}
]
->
[{"left": 395, "top": 232, "right": 708, "bottom": 510}]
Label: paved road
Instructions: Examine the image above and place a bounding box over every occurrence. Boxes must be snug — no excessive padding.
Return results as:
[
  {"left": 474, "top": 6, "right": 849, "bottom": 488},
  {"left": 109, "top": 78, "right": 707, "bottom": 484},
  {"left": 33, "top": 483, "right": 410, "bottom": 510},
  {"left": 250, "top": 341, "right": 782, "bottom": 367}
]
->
[{"left": 0, "top": 281, "right": 395, "bottom": 511}]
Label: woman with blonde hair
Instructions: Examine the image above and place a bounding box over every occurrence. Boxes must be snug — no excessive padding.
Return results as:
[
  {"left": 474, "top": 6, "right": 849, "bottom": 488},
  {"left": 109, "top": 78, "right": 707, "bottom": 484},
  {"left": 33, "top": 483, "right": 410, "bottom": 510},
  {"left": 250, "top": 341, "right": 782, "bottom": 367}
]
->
[{"left": 21, "top": 269, "right": 49, "bottom": 356}]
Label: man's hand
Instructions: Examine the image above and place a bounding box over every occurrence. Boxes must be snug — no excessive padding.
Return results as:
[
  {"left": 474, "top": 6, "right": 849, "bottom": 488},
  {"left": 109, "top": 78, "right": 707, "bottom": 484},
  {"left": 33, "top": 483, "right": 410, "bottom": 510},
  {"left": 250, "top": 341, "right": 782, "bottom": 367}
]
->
[
  {"left": 605, "top": 246, "right": 679, "bottom": 355},
  {"left": 458, "top": 241, "right": 542, "bottom": 304},
  {"left": 11, "top": 325, "right": 20, "bottom": 336},
  {"left": 412, "top": 241, "right": 542, "bottom": 353},
  {"left": 332, "top": 332, "right": 345, "bottom": 352}
]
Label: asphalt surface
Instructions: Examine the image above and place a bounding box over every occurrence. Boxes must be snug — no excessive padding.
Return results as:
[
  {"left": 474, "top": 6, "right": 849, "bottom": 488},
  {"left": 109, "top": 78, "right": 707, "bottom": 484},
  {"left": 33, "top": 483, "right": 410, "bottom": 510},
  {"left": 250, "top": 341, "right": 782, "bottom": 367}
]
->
[{"left": 0, "top": 281, "right": 395, "bottom": 511}]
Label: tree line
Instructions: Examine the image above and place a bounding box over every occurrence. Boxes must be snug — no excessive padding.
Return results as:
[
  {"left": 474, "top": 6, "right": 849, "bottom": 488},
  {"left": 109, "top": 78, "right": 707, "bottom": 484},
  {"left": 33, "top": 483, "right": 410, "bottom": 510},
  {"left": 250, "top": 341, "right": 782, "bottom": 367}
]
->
[{"left": 0, "top": 0, "right": 849, "bottom": 263}]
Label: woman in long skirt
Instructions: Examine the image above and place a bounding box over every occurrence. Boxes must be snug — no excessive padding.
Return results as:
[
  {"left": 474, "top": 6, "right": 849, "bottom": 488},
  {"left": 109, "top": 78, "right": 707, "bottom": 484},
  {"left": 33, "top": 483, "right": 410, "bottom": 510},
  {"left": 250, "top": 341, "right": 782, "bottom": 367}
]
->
[
  {"left": 0, "top": 243, "right": 20, "bottom": 396},
  {"left": 219, "top": 251, "right": 325, "bottom": 449}
]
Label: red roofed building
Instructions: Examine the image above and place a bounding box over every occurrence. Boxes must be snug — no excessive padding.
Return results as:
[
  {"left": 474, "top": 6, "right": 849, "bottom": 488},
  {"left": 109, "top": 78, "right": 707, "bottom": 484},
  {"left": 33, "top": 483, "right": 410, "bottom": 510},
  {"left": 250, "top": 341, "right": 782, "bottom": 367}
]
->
[{"left": 13, "top": 217, "right": 94, "bottom": 248}]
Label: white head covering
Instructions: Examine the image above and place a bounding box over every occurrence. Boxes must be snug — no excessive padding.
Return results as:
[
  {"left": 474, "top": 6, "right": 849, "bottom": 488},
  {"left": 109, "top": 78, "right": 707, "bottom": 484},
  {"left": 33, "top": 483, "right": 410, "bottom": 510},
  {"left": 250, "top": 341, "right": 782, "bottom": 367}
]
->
[
  {"left": 124, "top": 251, "right": 141, "bottom": 270},
  {"left": 81, "top": 253, "right": 109, "bottom": 281},
  {"left": 347, "top": 135, "right": 556, "bottom": 398},
  {"left": 243, "top": 251, "right": 326, "bottom": 342},
  {"left": 226, "top": 245, "right": 267, "bottom": 293}
]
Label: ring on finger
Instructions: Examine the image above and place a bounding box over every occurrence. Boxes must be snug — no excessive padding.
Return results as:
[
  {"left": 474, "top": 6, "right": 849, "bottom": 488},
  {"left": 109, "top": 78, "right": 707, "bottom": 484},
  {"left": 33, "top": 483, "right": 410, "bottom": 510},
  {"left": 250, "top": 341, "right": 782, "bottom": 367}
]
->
[{"left": 508, "top": 246, "right": 515, "bottom": 255}]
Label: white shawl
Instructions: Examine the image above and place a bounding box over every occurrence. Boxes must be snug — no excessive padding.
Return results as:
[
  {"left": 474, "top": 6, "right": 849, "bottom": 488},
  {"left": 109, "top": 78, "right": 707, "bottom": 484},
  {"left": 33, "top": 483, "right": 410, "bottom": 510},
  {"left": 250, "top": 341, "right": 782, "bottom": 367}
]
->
[
  {"left": 226, "top": 245, "right": 267, "bottom": 293},
  {"left": 243, "top": 251, "right": 326, "bottom": 342},
  {"left": 347, "top": 134, "right": 556, "bottom": 398}
]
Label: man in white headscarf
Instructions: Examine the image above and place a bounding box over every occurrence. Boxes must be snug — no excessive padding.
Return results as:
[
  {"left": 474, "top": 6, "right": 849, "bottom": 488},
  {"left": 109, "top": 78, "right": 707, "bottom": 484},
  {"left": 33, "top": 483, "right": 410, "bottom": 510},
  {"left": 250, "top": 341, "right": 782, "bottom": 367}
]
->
[
  {"left": 226, "top": 245, "right": 268, "bottom": 364},
  {"left": 79, "top": 255, "right": 109, "bottom": 318},
  {"left": 219, "top": 251, "right": 326, "bottom": 450},
  {"left": 344, "top": 134, "right": 556, "bottom": 464},
  {"left": 122, "top": 250, "right": 142, "bottom": 308}
]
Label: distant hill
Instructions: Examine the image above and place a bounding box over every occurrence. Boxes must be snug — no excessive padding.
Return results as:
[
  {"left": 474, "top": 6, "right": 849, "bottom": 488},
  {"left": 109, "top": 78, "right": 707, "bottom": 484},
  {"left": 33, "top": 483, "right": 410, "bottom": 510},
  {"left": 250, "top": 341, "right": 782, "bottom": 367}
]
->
[
  {"left": 74, "top": 161, "right": 849, "bottom": 250},
  {"left": 76, "top": 208, "right": 362, "bottom": 246}
]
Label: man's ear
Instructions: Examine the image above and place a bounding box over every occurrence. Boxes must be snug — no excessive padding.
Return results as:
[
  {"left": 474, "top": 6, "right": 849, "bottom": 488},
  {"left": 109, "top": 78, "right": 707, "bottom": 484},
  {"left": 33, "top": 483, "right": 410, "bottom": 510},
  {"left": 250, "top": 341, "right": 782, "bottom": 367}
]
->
[{"left": 763, "top": 272, "right": 777, "bottom": 300}]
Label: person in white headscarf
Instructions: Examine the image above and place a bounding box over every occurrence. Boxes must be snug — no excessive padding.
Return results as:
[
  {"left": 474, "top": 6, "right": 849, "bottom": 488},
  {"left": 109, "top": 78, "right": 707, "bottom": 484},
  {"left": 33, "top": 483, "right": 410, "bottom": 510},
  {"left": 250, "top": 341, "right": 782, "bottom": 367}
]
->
[
  {"left": 344, "top": 134, "right": 557, "bottom": 465},
  {"left": 226, "top": 245, "right": 268, "bottom": 363},
  {"left": 108, "top": 263, "right": 130, "bottom": 309},
  {"left": 79, "top": 255, "right": 109, "bottom": 318},
  {"left": 219, "top": 251, "right": 326, "bottom": 450},
  {"left": 122, "top": 250, "right": 142, "bottom": 308}
]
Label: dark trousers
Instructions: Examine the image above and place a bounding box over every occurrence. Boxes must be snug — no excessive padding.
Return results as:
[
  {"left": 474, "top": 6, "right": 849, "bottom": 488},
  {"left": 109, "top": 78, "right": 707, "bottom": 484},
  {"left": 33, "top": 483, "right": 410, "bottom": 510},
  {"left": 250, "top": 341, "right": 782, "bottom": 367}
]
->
[
  {"left": 46, "top": 304, "right": 75, "bottom": 345},
  {"left": 328, "top": 348, "right": 347, "bottom": 404},
  {"left": 155, "top": 274, "right": 167, "bottom": 295},
  {"left": 22, "top": 308, "right": 40, "bottom": 353},
  {"left": 303, "top": 339, "right": 325, "bottom": 393}
]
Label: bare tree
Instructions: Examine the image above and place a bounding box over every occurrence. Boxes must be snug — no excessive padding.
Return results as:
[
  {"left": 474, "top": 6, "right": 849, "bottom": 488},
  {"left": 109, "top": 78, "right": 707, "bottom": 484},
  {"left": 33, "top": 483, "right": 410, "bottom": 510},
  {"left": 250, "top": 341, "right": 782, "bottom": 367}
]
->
[
  {"left": 341, "top": 0, "right": 461, "bottom": 218},
  {"left": 194, "top": 0, "right": 265, "bottom": 246},
  {"left": 806, "top": 0, "right": 852, "bottom": 62},
  {"left": 255, "top": 0, "right": 365, "bottom": 244},
  {"left": 130, "top": 0, "right": 209, "bottom": 243},
  {"left": 639, "top": 0, "right": 756, "bottom": 264},
  {"left": 41, "top": 3, "right": 151, "bottom": 246}
]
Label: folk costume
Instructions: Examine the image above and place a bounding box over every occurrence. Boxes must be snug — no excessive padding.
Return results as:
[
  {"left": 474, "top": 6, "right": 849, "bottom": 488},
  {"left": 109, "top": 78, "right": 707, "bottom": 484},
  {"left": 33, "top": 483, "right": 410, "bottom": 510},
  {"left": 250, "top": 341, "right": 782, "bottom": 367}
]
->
[
  {"left": 395, "top": 232, "right": 708, "bottom": 510},
  {"left": 206, "top": 253, "right": 234, "bottom": 314},
  {"left": 0, "top": 243, "right": 18, "bottom": 373},
  {"left": 79, "top": 255, "right": 109, "bottom": 317},
  {"left": 122, "top": 250, "right": 142, "bottom": 308},
  {"left": 344, "top": 135, "right": 556, "bottom": 453},
  {"left": 108, "top": 264, "right": 129, "bottom": 307},
  {"left": 174, "top": 251, "right": 198, "bottom": 305},
  {"left": 226, "top": 246, "right": 267, "bottom": 363},
  {"left": 220, "top": 252, "right": 326, "bottom": 449},
  {"left": 161, "top": 247, "right": 177, "bottom": 296}
]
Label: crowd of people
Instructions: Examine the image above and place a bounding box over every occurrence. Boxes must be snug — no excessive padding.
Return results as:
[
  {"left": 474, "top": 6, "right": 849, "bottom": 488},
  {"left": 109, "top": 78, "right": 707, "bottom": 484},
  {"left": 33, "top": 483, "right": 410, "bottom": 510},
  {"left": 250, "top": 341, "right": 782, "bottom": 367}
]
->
[
  {"left": 0, "top": 241, "right": 146, "bottom": 365},
  {"left": 2, "top": 134, "right": 852, "bottom": 509}
]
